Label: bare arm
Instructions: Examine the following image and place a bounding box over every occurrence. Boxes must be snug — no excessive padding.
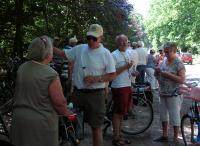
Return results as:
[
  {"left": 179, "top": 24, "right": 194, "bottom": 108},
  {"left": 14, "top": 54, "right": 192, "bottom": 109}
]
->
[
  {"left": 116, "top": 62, "right": 133, "bottom": 76},
  {"left": 161, "top": 69, "right": 185, "bottom": 84},
  {"left": 53, "top": 47, "right": 67, "bottom": 59},
  {"left": 49, "top": 77, "right": 72, "bottom": 116}
]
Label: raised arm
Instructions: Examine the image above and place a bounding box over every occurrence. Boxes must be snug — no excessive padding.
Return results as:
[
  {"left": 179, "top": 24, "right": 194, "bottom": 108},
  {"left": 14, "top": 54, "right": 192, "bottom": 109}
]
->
[
  {"left": 161, "top": 69, "right": 185, "bottom": 84},
  {"left": 53, "top": 47, "right": 67, "bottom": 59}
]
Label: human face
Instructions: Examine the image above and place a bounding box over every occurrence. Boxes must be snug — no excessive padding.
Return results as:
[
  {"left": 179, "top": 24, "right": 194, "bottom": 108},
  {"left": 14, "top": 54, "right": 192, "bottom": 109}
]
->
[
  {"left": 87, "top": 35, "right": 101, "bottom": 49},
  {"left": 164, "top": 48, "right": 176, "bottom": 60},
  {"left": 117, "top": 37, "right": 128, "bottom": 52}
]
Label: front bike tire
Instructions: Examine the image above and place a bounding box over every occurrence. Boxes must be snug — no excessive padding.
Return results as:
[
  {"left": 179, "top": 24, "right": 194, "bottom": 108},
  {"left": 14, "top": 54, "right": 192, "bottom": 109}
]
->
[
  {"left": 121, "top": 97, "right": 153, "bottom": 135},
  {"left": 181, "top": 114, "right": 197, "bottom": 146}
]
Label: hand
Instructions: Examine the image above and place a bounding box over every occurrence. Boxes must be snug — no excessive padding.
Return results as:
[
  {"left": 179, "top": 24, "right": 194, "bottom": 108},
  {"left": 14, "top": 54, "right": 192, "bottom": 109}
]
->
[
  {"left": 155, "top": 67, "right": 161, "bottom": 74},
  {"left": 131, "top": 70, "right": 139, "bottom": 76},
  {"left": 83, "top": 75, "right": 98, "bottom": 86},
  {"left": 154, "top": 67, "right": 162, "bottom": 77},
  {"left": 65, "top": 109, "right": 74, "bottom": 117},
  {"left": 126, "top": 62, "right": 133, "bottom": 69}
]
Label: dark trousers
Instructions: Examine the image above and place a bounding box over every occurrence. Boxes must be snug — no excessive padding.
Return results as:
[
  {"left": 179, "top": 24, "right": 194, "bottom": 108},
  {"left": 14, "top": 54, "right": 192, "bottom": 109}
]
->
[{"left": 136, "top": 65, "right": 146, "bottom": 84}]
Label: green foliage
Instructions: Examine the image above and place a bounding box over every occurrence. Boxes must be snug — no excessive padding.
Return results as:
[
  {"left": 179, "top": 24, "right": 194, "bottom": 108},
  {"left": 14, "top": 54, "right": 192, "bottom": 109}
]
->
[
  {"left": 0, "top": 0, "right": 144, "bottom": 55},
  {"left": 144, "top": 0, "right": 200, "bottom": 54}
]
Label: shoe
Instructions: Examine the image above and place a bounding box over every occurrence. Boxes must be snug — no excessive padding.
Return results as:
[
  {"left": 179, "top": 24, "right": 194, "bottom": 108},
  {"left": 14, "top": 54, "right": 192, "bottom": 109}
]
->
[
  {"left": 154, "top": 136, "right": 168, "bottom": 142},
  {"left": 119, "top": 137, "right": 131, "bottom": 145},
  {"left": 112, "top": 139, "right": 129, "bottom": 146}
]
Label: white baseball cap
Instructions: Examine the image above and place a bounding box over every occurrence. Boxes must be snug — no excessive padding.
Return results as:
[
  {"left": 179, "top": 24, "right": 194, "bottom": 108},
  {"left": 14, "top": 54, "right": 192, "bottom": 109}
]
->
[{"left": 86, "top": 24, "right": 103, "bottom": 38}]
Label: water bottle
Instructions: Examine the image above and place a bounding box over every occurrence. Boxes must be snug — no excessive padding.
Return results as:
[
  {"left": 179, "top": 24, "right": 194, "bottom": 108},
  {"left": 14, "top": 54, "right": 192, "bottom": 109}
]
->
[{"left": 67, "top": 102, "right": 74, "bottom": 110}]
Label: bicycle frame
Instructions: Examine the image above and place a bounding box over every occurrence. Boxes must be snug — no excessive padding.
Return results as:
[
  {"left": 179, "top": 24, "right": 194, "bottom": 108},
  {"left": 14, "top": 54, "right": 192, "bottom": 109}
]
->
[{"left": 181, "top": 81, "right": 200, "bottom": 145}]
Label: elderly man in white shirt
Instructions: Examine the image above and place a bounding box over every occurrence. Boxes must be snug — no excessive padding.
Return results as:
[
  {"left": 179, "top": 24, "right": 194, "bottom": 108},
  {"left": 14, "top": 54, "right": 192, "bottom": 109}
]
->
[{"left": 53, "top": 24, "right": 116, "bottom": 146}]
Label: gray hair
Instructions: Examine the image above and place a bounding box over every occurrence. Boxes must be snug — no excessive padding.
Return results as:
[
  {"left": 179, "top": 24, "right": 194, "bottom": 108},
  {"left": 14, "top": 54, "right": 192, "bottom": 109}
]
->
[
  {"left": 137, "top": 41, "right": 144, "bottom": 48},
  {"left": 28, "top": 35, "right": 53, "bottom": 61},
  {"left": 115, "top": 34, "right": 128, "bottom": 43}
]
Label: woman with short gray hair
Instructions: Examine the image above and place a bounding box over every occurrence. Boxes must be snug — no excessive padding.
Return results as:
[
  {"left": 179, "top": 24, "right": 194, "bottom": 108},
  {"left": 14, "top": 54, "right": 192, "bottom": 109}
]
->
[{"left": 11, "top": 35, "right": 72, "bottom": 146}]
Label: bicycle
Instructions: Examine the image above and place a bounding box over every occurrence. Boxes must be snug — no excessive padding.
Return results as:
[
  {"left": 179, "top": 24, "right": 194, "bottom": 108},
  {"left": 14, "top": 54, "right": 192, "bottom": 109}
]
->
[
  {"left": 103, "top": 82, "right": 154, "bottom": 135},
  {"left": 59, "top": 114, "right": 80, "bottom": 146},
  {"left": 181, "top": 81, "right": 200, "bottom": 146}
]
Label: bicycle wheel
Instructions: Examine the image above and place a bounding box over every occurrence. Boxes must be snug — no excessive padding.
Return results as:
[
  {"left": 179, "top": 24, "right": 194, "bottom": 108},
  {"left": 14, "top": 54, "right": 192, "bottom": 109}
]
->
[
  {"left": 181, "top": 114, "right": 197, "bottom": 146},
  {"left": 121, "top": 97, "right": 153, "bottom": 135}
]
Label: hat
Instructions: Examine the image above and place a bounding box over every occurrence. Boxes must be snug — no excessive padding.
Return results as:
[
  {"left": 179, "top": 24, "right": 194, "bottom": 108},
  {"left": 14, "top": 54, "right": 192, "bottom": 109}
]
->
[
  {"left": 86, "top": 24, "right": 103, "bottom": 38},
  {"left": 69, "top": 36, "right": 78, "bottom": 44},
  {"left": 54, "top": 36, "right": 59, "bottom": 40}
]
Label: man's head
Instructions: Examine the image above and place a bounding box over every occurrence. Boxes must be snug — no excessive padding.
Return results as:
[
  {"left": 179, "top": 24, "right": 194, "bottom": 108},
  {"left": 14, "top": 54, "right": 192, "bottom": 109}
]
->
[
  {"left": 137, "top": 41, "right": 144, "bottom": 48},
  {"left": 86, "top": 24, "right": 103, "bottom": 49},
  {"left": 131, "top": 42, "right": 139, "bottom": 49},
  {"left": 53, "top": 36, "right": 60, "bottom": 48},
  {"left": 150, "top": 49, "right": 155, "bottom": 54},
  {"left": 115, "top": 34, "right": 128, "bottom": 52},
  {"left": 69, "top": 37, "right": 78, "bottom": 47}
]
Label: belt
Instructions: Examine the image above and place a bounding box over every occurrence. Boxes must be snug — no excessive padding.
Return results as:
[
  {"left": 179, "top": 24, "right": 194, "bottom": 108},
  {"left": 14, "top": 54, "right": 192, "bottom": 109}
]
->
[{"left": 74, "top": 86, "right": 105, "bottom": 93}]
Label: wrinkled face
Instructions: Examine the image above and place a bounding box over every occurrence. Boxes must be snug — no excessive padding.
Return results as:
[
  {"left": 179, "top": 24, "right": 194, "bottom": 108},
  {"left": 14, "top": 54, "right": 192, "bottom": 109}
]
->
[
  {"left": 87, "top": 35, "right": 102, "bottom": 49},
  {"left": 117, "top": 36, "right": 128, "bottom": 51}
]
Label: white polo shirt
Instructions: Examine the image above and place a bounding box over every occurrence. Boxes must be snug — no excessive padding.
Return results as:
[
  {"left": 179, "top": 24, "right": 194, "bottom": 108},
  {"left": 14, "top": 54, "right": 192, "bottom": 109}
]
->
[{"left": 64, "top": 44, "right": 115, "bottom": 89}]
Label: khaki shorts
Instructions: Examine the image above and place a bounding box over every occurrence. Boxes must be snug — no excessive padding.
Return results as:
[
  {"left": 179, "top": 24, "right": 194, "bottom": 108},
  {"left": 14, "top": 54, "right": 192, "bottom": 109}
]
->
[{"left": 72, "top": 89, "right": 106, "bottom": 128}]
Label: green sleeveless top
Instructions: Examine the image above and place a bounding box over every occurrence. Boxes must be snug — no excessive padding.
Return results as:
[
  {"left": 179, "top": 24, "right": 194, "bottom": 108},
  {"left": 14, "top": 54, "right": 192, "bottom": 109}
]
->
[
  {"left": 14, "top": 61, "right": 58, "bottom": 114},
  {"left": 11, "top": 61, "right": 59, "bottom": 146}
]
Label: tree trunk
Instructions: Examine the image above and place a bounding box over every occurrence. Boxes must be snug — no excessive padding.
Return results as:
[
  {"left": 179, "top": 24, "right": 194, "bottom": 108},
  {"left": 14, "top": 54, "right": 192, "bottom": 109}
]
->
[{"left": 13, "top": 0, "right": 24, "bottom": 58}]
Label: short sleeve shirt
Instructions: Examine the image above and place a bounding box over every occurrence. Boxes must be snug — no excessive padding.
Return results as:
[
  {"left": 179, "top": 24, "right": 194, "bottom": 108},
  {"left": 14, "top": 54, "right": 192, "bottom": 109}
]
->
[
  {"left": 136, "top": 47, "right": 148, "bottom": 65},
  {"left": 64, "top": 44, "right": 116, "bottom": 89},
  {"left": 158, "top": 58, "right": 185, "bottom": 95},
  {"left": 111, "top": 49, "right": 132, "bottom": 88}
]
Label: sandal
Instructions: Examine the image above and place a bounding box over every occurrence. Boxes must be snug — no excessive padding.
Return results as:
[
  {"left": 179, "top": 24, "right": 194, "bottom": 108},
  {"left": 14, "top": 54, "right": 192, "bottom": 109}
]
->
[
  {"left": 112, "top": 139, "right": 129, "bottom": 146},
  {"left": 153, "top": 136, "right": 168, "bottom": 142},
  {"left": 119, "top": 137, "right": 131, "bottom": 144}
]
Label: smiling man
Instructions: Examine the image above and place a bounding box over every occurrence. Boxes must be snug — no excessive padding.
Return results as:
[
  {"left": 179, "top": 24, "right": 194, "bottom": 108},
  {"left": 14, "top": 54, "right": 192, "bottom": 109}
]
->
[{"left": 53, "top": 24, "right": 116, "bottom": 146}]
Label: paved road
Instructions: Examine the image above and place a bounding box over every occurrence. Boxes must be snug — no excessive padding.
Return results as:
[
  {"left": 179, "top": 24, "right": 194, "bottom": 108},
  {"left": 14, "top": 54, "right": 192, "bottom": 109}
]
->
[{"left": 79, "top": 63, "right": 200, "bottom": 146}]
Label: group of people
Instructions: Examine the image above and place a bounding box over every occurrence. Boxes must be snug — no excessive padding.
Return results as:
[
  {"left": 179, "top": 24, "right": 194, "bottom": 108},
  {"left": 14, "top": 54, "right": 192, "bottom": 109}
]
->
[{"left": 10, "top": 23, "right": 198, "bottom": 146}]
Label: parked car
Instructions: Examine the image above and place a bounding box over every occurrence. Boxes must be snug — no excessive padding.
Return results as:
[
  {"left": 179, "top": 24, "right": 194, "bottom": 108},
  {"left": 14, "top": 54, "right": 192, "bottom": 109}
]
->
[{"left": 179, "top": 52, "right": 193, "bottom": 65}]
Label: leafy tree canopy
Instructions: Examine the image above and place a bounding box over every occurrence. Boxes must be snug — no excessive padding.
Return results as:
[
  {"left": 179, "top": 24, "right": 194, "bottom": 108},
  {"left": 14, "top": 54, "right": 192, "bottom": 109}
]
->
[
  {"left": 0, "top": 0, "right": 144, "bottom": 57},
  {"left": 144, "top": 0, "right": 200, "bottom": 54}
]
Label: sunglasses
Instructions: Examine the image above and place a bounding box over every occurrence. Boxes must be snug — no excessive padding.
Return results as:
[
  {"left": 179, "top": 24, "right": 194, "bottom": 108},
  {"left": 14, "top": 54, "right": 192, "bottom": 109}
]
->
[
  {"left": 39, "top": 37, "right": 47, "bottom": 48},
  {"left": 87, "top": 36, "right": 97, "bottom": 42}
]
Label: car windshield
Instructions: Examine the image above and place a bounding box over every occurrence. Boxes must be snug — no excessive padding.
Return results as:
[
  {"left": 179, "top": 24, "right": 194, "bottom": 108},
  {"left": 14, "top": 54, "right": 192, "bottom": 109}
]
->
[{"left": 182, "top": 53, "right": 192, "bottom": 57}]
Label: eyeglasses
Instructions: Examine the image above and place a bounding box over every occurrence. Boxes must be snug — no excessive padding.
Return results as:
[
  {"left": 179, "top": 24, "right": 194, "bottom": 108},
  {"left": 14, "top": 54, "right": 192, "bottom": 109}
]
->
[{"left": 87, "top": 36, "right": 97, "bottom": 42}]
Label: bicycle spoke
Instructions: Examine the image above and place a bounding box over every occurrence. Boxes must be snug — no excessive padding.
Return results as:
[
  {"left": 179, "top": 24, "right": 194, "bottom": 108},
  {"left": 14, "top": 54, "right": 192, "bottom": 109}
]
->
[
  {"left": 181, "top": 114, "right": 198, "bottom": 146},
  {"left": 121, "top": 98, "right": 153, "bottom": 135}
]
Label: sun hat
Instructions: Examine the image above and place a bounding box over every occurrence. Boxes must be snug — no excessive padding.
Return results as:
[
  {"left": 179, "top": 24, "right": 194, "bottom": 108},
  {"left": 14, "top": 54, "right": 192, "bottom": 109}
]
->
[
  {"left": 86, "top": 24, "right": 103, "bottom": 38},
  {"left": 69, "top": 36, "right": 78, "bottom": 44}
]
